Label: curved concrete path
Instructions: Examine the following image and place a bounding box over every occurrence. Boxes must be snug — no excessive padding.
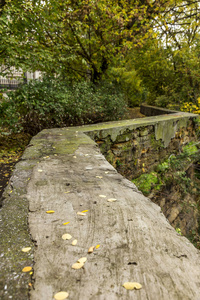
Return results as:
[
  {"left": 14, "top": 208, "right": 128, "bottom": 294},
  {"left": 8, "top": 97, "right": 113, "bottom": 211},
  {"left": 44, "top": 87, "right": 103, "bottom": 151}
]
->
[{"left": 1, "top": 127, "right": 200, "bottom": 300}]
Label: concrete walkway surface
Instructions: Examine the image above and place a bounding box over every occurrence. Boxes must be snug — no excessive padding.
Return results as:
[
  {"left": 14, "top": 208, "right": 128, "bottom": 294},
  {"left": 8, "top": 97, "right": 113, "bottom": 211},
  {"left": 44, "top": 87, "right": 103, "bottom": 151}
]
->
[{"left": 0, "top": 127, "right": 200, "bottom": 300}]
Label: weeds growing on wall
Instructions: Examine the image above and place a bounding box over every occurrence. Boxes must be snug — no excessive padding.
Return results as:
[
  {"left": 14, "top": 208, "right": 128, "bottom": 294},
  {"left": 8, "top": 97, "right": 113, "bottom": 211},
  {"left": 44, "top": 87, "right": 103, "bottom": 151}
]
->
[
  {"left": 0, "top": 77, "right": 127, "bottom": 134},
  {"left": 132, "top": 142, "right": 200, "bottom": 196},
  {"left": 132, "top": 141, "right": 200, "bottom": 248}
]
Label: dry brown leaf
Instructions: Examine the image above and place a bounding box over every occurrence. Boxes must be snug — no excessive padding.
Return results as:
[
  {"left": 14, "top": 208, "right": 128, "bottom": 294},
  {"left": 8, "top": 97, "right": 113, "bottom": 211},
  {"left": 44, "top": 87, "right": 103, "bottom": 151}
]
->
[
  {"left": 54, "top": 291, "right": 69, "bottom": 299},
  {"left": 77, "top": 257, "right": 87, "bottom": 263},
  {"left": 46, "top": 210, "right": 55, "bottom": 214},
  {"left": 123, "top": 282, "right": 142, "bottom": 290},
  {"left": 77, "top": 212, "right": 86, "bottom": 216},
  {"left": 107, "top": 198, "right": 117, "bottom": 202},
  {"left": 22, "top": 247, "right": 31, "bottom": 253},
  {"left": 72, "top": 239, "right": 77, "bottom": 246},
  {"left": 88, "top": 246, "right": 95, "bottom": 253},
  {"left": 22, "top": 266, "right": 32, "bottom": 273},
  {"left": 72, "top": 262, "right": 84, "bottom": 269},
  {"left": 62, "top": 233, "right": 72, "bottom": 240}
]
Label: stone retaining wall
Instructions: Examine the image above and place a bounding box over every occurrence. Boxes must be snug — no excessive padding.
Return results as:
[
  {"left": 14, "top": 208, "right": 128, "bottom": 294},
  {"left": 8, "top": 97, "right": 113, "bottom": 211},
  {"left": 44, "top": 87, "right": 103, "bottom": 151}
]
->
[{"left": 82, "top": 106, "right": 199, "bottom": 179}]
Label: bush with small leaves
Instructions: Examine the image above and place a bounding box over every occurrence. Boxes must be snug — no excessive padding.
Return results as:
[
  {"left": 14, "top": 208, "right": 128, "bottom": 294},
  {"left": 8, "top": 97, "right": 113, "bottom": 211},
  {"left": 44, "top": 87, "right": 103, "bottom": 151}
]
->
[{"left": 0, "top": 77, "right": 127, "bottom": 134}]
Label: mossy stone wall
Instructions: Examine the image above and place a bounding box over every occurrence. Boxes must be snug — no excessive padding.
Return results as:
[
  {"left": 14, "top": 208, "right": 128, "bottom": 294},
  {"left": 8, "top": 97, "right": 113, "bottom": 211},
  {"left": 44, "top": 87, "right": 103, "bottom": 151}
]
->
[{"left": 84, "top": 109, "right": 199, "bottom": 180}]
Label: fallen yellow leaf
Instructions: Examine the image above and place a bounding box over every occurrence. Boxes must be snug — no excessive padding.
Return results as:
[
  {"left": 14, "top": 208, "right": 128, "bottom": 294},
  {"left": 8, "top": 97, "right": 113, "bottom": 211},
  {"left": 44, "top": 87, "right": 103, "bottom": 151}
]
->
[
  {"left": 22, "top": 266, "right": 32, "bottom": 273},
  {"left": 96, "top": 176, "right": 103, "bottom": 179},
  {"left": 62, "top": 233, "right": 72, "bottom": 240},
  {"left": 123, "top": 282, "right": 142, "bottom": 290},
  {"left": 77, "top": 257, "right": 87, "bottom": 263},
  {"left": 96, "top": 244, "right": 100, "bottom": 249},
  {"left": 22, "top": 247, "right": 31, "bottom": 252},
  {"left": 37, "top": 169, "right": 43, "bottom": 172},
  {"left": 81, "top": 210, "right": 88, "bottom": 213},
  {"left": 107, "top": 198, "right": 117, "bottom": 202},
  {"left": 99, "top": 195, "right": 106, "bottom": 198},
  {"left": 63, "top": 222, "right": 70, "bottom": 225},
  {"left": 54, "top": 291, "right": 69, "bottom": 299},
  {"left": 72, "top": 239, "right": 77, "bottom": 246},
  {"left": 72, "top": 262, "right": 84, "bottom": 269},
  {"left": 77, "top": 212, "right": 86, "bottom": 216},
  {"left": 64, "top": 191, "right": 71, "bottom": 194},
  {"left": 88, "top": 246, "right": 95, "bottom": 253},
  {"left": 28, "top": 283, "right": 32, "bottom": 287},
  {"left": 46, "top": 210, "right": 55, "bottom": 214}
]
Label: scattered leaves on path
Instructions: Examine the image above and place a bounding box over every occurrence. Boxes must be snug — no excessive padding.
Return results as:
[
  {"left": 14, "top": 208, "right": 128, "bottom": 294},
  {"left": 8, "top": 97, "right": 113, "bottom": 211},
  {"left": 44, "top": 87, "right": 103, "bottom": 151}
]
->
[
  {"left": 81, "top": 210, "right": 88, "bottom": 213},
  {"left": 77, "top": 212, "right": 86, "bottom": 216},
  {"left": 63, "top": 222, "right": 70, "bottom": 225},
  {"left": 22, "top": 247, "right": 31, "bottom": 253},
  {"left": 72, "top": 262, "right": 84, "bottom": 269},
  {"left": 62, "top": 234, "right": 72, "bottom": 240},
  {"left": 77, "top": 257, "right": 87, "bottom": 263},
  {"left": 46, "top": 210, "right": 55, "bottom": 214},
  {"left": 107, "top": 198, "right": 117, "bottom": 202},
  {"left": 54, "top": 291, "right": 69, "bottom": 299},
  {"left": 22, "top": 266, "right": 32, "bottom": 273},
  {"left": 72, "top": 239, "right": 77, "bottom": 246},
  {"left": 123, "top": 282, "right": 142, "bottom": 290},
  {"left": 88, "top": 246, "right": 95, "bottom": 253}
]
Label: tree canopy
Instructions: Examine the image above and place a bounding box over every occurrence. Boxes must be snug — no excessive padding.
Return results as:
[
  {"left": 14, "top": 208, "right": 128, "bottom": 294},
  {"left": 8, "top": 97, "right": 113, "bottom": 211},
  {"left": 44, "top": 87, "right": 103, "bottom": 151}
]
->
[{"left": 0, "top": 0, "right": 171, "bottom": 81}]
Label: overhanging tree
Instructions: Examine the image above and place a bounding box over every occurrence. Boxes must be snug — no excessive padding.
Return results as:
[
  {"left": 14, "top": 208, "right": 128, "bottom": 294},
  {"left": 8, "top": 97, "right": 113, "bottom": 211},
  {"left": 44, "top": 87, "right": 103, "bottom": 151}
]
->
[{"left": 0, "top": 0, "right": 171, "bottom": 82}]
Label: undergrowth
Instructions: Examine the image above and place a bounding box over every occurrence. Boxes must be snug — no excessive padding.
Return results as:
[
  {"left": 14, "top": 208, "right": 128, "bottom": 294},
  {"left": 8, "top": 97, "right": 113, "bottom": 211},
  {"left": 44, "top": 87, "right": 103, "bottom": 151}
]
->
[{"left": 0, "top": 77, "right": 127, "bottom": 135}]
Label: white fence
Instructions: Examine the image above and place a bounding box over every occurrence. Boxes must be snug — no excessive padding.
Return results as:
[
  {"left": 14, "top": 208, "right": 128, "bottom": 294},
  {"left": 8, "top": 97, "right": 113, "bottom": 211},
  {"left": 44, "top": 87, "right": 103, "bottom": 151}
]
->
[{"left": 0, "top": 66, "right": 41, "bottom": 89}]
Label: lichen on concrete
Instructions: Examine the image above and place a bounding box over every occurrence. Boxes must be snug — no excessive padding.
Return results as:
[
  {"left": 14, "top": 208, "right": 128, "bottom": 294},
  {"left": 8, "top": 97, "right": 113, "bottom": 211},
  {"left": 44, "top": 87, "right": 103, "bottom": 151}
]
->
[
  {"left": 155, "top": 117, "right": 190, "bottom": 148},
  {"left": 0, "top": 108, "right": 199, "bottom": 300}
]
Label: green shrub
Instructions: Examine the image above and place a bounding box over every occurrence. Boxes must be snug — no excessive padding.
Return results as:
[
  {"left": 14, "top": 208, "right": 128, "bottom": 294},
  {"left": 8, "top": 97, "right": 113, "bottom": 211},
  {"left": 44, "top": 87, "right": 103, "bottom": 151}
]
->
[
  {"left": 0, "top": 77, "right": 127, "bottom": 134},
  {"left": 132, "top": 172, "right": 162, "bottom": 196}
]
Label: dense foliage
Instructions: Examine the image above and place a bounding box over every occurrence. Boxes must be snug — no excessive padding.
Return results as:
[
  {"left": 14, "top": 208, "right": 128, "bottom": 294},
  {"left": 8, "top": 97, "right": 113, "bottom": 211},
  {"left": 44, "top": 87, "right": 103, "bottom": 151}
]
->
[
  {"left": 0, "top": 0, "right": 171, "bottom": 81},
  {"left": 0, "top": 77, "right": 127, "bottom": 134}
]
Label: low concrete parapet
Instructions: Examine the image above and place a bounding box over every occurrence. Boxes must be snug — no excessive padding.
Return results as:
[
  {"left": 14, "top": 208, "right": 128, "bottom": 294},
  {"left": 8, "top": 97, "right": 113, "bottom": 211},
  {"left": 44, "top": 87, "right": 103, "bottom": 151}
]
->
[
  {"left": 140, "top": 103, "right": 177, "bottom": 116},
  {"left": 0, "top": 106, "right": 200, "bottom": 300},
  {"left": 82, "top": 107, "right": 199, "bottom": 179}
]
